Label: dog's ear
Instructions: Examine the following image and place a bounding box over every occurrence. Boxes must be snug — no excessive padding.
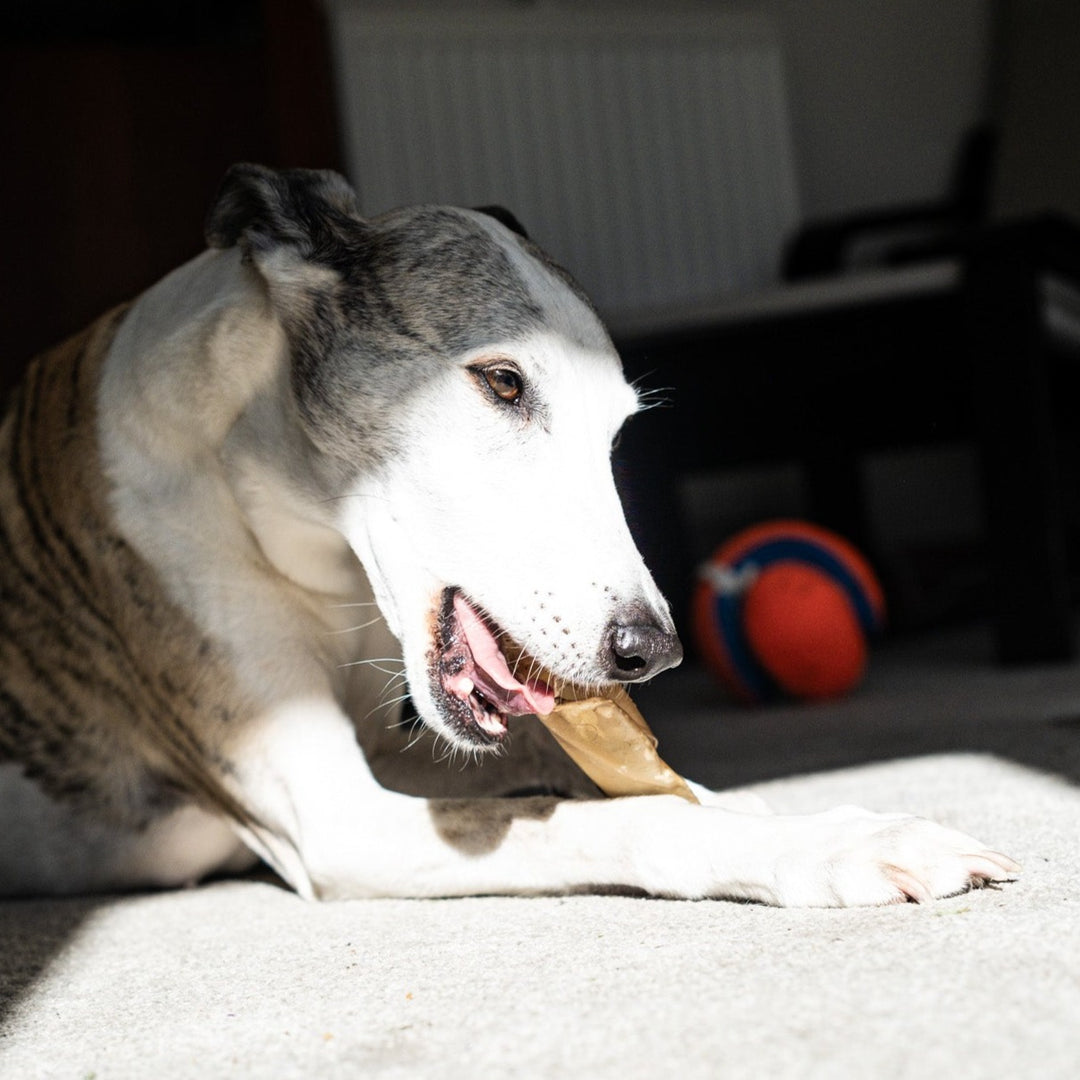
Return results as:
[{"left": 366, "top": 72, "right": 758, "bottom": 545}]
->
[
  {"left": 205, "top": 163, "right": 361, "bottom": 258},
  {"left": 473, "top": 205, "right": 529, "bottom": 240}
]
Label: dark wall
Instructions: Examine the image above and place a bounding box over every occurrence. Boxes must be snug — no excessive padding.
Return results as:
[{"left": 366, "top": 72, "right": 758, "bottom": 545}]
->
[{"left": 0, "top": 0, "right": 340, "bottom": 392}]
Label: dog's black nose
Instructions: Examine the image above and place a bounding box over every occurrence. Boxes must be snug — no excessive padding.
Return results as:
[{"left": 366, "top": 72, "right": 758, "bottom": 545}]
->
[{"left": 603, "top": 619, "right": 683, "bottom": 682}]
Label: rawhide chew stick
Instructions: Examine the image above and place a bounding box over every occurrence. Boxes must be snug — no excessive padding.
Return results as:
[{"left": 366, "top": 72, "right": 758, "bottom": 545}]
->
[{"left": 538, "top": 685, "right": 699, "bottom": 804}]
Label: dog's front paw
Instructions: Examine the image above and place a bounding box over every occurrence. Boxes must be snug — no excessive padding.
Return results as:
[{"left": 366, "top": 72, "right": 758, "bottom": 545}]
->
[
  {"left": 769, "top": 806, "right": 1021, "bottom": 907},
  {"left": 686, "top": 781, "right": 773, "bottom": 815}
]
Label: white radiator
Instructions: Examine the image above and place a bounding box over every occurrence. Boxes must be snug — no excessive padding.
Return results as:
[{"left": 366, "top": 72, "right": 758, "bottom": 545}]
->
[{"left": 325, "top": 3, "right": 800, "bottom": 321}]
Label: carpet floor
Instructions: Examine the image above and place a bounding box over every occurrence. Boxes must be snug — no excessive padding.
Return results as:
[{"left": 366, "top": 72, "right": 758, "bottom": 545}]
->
[{"left": 3, "top": 623, "right": 1079, "bottom": 1079}]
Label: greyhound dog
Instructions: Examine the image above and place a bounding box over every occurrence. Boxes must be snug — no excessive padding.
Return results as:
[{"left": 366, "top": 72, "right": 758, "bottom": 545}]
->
[{"left": 0, "top": 164, "right": 1018, "bottom": 904}]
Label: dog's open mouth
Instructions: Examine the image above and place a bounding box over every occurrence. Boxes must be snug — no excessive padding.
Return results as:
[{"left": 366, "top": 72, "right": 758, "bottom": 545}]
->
[{"left": 433, "top": 589, "right": 555, "bottom": 746}]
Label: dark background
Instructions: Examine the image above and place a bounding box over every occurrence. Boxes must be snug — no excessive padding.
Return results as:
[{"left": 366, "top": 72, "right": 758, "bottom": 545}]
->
[
  {"left": 0, "top": 0, "right": 339, "bottom": 391},
  {"left": 3, "top": 0, "right": 1079, "bottom": 646}
]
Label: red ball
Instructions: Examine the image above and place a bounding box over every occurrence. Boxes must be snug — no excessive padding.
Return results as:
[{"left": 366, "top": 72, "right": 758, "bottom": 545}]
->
[
  {"left": 742, "top": 561, "right": 866, "bottom": 700},
  {"left": 692, "top": 520, "right": 885, "bottom": 703}
]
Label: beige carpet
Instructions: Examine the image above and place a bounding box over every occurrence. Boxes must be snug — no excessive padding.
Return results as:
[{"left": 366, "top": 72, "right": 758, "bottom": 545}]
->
[{"left": 3, "top": 626, "right": 1080, "bottom": 1079}]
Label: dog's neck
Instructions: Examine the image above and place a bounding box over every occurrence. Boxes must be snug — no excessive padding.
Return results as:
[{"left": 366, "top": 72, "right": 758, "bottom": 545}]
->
[{"left": 98, "top": 247, "right": 369, "bottom": 607}]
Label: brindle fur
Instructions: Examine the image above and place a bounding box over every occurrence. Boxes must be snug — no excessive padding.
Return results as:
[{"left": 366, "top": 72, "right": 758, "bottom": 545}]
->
[{"left": 0, "top": 309, "right": 253, "bottom": 831}]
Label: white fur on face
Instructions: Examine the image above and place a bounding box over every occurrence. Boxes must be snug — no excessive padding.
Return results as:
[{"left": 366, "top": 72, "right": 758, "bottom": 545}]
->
[{"left": 337, "top": 327, "right": 670, "bottom": 746}]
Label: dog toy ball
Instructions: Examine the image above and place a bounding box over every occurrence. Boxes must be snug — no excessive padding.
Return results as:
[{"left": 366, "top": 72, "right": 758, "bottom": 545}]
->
[{"left": 692, "top": 520, "right": 885, "bottom": 703}]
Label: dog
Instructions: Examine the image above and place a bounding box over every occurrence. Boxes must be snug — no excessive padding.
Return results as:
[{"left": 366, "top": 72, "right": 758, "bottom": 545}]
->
[{"left": 0, "top": 164, "right": 1019, "bottom": 904}]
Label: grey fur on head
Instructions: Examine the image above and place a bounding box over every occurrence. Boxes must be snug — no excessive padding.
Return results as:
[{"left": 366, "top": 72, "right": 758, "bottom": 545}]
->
[{"left": 203, "top": 165, "right": 556, "bottom": 477}]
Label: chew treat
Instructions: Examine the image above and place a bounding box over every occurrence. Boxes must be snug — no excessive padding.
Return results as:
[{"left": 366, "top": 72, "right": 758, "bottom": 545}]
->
[{"left": 538, "top": 684, "right": 699, "bottom": 804}]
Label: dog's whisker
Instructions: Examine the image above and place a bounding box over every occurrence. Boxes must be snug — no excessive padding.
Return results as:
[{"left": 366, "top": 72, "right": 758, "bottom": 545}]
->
[
  {"left": 629, "top": 374, "right": 675, "bottom": 412},
  {"left": 338, "top": 658, "right": 405, "bottom": 676},
  {"left": 318, "top": 490, "right": 391, "bottom": 505},
  {"left": 387, "top": 707, "right": 423, "bottom": 731},
  {"left": 401, "top": 722, "right": 429, "bottom": 754},
  {"left": 325, "top": 600, "right": 380, "bottom": 610},
  {"left": 381, "top": 688, "right": 412, "bottom": 705},
  {"left": 337, "top": 656, "right": 403, "bottom": 665},
  {"left": 514, "top": 653, "right": 533, "bottom": 684},
  {"left": 378, "top": 669, "right": 409, "bottom": 693},
  {"left": 633, "top": 391, "right": 674, "bottom": 412},
  {"left": 324, "top": 615, "right": 384, "bottom": 635},
  {"left": 365, "top": 692, "right": 413, "bottom": 723}
]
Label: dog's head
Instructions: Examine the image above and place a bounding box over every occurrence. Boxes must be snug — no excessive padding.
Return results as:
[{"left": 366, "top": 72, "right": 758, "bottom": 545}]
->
[{"left": 207, "top": 164, "right": 681, "bottom": 749}]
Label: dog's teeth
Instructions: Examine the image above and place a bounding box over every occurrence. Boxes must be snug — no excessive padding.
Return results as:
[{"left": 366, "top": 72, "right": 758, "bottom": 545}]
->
[
  {"left": 447, "top": 675, "right": 474, "bottom": 697},
  {"left": 476, "top": 711, "right": 505, "bottom": 737}
]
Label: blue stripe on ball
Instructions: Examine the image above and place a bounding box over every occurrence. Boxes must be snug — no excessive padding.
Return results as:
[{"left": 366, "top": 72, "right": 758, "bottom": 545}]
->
[
  {"left": 714, "top": 588, "right": 779, "bottom": 702},
  {"left": 727, "top": 537, "right": 882, "bottom": 637}
]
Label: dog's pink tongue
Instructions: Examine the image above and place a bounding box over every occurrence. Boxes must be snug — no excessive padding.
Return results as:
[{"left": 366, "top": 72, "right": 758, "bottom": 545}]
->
[{"left": 454, "top": 594, "right": 555, "bottom": 716}]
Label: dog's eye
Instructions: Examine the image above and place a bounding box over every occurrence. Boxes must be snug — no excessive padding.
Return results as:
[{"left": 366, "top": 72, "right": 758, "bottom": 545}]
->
[{"left": 484, "top": 367, "right": 523, "bottom": 403}]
